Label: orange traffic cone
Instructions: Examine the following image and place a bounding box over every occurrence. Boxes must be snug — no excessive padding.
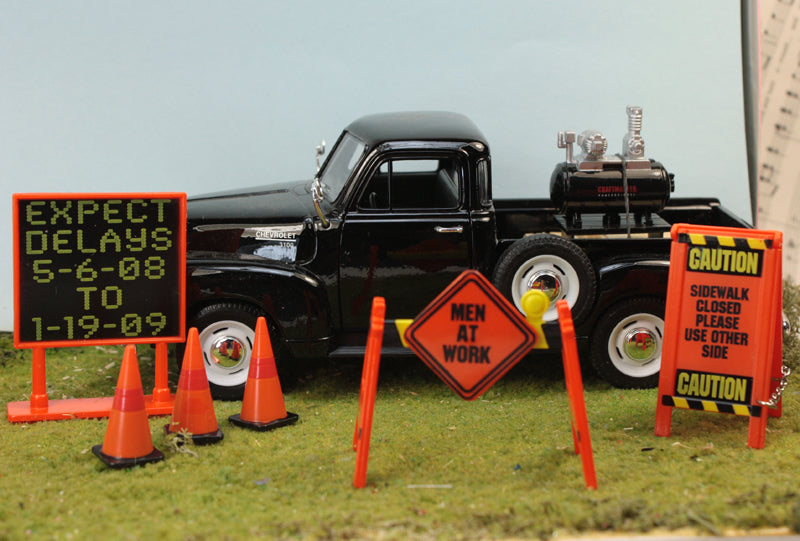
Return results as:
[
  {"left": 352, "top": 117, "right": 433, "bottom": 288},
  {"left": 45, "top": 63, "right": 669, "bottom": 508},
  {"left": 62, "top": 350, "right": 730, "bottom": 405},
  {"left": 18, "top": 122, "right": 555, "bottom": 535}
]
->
[
  {"left": 93, "top": 345, "right": 164, "bottom": 468},
  {"left": 229, "top": 317, "right": 298, "bottom": 431},
  {"left": 165, "top": 327, "right": 224, "bottom": 444}
]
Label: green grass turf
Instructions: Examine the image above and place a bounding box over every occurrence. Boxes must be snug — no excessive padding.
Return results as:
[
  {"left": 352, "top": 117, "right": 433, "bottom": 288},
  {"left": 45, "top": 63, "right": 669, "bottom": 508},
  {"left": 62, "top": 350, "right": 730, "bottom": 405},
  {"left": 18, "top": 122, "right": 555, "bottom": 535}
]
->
[{"left": 1, "top": 282, "right": 800, "bottom": 539}]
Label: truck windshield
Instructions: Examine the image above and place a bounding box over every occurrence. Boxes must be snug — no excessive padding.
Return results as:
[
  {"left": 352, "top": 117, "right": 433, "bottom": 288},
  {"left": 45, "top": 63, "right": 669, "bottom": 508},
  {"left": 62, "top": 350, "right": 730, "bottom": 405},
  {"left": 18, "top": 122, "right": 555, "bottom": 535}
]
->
[{"left": 317, "top": 132, "right": 366, "bottom": 202}]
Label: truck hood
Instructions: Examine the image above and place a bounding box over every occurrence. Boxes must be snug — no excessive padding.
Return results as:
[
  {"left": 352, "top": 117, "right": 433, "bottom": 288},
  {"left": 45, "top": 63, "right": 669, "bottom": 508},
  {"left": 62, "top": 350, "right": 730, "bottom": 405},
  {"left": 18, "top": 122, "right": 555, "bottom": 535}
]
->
[
  {"left": 187, "top": 179, "right": 320, "bottom": 264},
  {"left": 188, "top": 179, "right": 316, "bottom": 223}
]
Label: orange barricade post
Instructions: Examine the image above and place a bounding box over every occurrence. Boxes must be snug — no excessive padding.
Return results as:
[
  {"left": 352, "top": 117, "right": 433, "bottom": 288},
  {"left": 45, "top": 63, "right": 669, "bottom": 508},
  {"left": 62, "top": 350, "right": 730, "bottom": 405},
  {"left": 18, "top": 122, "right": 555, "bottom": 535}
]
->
[
  {"left": 166, "top": 327, "right": 224, "bottom": 444},
  {"left": 92, "top": 345, "right": 164, "bottom": 468},
  {"left": 655, "top": 224, "right": 784, "bottom": 449},
  {"left": 229, "top": 317, "right": 298, "bottom": 431},
  {"left": 353, "top": 297, "right": 386, "bottom": 489},
  {"left": 556, "top": 300, "right": 597, "bottom": 490}
]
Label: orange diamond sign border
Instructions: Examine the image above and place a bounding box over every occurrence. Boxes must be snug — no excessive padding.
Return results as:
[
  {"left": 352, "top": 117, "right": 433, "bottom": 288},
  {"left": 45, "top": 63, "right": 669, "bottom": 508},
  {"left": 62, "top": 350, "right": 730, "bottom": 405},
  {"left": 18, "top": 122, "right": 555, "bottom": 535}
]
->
[{"left": 404, "top": 270, "right": 538, "bottom": 400}]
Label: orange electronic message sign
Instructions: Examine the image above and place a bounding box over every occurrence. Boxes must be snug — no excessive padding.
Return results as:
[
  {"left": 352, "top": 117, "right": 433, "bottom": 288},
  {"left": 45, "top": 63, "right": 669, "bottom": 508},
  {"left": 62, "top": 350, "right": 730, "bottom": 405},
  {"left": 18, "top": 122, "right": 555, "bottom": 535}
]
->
[
  {"left": 404, "top": 270, "right": 538, "bottom": 400},
  {"left": 9, "top": 192, "right": 185, "bottom": 422},
  {"left": 13, "top": 193, "right": 186, "bottom": 347},
  {"left": 654, "top": 224, "right": 783, "bottom": 448}
]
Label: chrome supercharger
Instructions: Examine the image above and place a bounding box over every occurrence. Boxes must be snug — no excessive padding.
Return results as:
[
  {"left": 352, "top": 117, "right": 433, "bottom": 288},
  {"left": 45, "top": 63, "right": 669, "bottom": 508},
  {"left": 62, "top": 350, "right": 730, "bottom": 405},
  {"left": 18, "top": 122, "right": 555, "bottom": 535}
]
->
[{"left": 549, "top": 106, "right": 674, "bottom": 229}]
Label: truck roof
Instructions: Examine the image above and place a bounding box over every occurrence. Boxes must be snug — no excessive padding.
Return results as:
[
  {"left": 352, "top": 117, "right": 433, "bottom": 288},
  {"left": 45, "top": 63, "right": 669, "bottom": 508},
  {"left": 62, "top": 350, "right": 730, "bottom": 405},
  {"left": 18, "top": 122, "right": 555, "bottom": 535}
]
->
[{"left": 345, "top": 111, "right": 488, "bottom": 147}]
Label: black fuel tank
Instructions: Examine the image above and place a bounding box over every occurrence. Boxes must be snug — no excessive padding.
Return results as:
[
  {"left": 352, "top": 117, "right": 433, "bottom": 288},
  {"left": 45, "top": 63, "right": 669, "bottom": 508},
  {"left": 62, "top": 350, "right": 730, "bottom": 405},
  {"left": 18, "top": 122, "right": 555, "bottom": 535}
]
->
[{"left": 549, "top": 160, "right": 673, "bottom": 226}]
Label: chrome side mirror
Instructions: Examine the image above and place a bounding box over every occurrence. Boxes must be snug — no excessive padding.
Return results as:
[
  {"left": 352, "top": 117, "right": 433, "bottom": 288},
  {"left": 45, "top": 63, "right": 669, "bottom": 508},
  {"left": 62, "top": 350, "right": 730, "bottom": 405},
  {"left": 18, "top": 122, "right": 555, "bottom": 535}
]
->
[
  {"left": 311, "top": 178, "right": 330, "bottom": 229},
  {"left": 315, "top": 140, "right": 326, "bottom": 172}
]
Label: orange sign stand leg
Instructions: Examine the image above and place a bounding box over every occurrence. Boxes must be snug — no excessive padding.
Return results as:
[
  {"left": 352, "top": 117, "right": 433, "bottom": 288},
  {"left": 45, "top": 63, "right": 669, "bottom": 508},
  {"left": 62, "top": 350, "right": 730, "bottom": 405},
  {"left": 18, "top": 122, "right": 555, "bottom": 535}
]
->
[
  {"left": 353, "top": 297, "right": 386, "bottom": 489},
  {"left": 30, "top": 346, "right": 48, "bottom": 411},
  {"left": 7, "top": 344, "right": 175, "bottom": 422},
  {"left": 556, "top": 300, "right": 597, "bottom": 490},
  {"left": 767, "top": 311, "right": 785, "bottom": 419},
  {"left": 745, "top": 274, "right": 784, "bottom": 448},
  {"left": 152, "top": 342, "right": 173, "bottom": 406}
]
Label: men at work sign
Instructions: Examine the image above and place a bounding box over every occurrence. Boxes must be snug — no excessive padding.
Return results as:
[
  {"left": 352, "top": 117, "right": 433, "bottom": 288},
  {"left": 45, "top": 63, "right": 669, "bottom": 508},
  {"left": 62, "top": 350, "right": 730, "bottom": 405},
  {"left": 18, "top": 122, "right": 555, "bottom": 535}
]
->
[
  {"left": 404, "top": 270, "right": 538, "bottom": 400},
  {"left": 655, "top": 224, "right": 783, "bottom": 449}
]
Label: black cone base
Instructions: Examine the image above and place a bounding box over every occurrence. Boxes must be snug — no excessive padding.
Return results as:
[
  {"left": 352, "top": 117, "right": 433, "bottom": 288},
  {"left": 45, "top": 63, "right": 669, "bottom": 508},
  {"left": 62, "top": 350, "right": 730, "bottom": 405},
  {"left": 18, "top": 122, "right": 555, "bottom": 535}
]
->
[
  {"left": 164, "top": 425, "right": 224, "bottom": 445},
  {"left": 92, "top": 444, "right": 164, "bottom": 469},
  {"left": 228, "top": 411, "right": 299, "bottom": 432}
]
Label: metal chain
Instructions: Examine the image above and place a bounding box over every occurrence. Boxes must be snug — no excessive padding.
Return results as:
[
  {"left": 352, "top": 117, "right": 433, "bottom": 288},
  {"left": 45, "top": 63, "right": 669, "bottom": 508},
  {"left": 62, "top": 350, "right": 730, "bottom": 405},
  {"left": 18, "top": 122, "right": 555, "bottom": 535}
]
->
[{"left": 757, "top": 365, "right": 792, "bottom": 407}]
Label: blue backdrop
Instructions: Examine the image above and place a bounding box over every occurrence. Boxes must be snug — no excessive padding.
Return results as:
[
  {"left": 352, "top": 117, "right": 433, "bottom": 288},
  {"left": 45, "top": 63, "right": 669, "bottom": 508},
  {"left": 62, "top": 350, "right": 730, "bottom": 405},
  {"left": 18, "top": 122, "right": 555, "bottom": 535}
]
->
[{"left": 1, "top": 1, "right": 749, "bottom": 331}]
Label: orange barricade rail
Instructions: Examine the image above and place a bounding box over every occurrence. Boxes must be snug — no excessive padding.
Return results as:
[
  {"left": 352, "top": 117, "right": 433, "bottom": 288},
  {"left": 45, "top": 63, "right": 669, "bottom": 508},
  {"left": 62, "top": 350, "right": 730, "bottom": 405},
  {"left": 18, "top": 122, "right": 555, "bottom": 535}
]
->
[
  {"left": 353, "top": 297, "right": 386, "bottom": 488},
  {"left": 556, "top": 300, "right": 597, "bottom": 489}
]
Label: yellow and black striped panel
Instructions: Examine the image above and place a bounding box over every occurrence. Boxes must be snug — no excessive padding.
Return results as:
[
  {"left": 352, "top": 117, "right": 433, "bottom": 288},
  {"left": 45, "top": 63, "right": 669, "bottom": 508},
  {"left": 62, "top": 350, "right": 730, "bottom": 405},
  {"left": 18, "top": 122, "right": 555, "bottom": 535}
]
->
[
  {"left": 661, "top": 395, "right": 762, "bottom": 417},
  {"left": 676, "top": 232, "right": 771, "bottom": 251}
]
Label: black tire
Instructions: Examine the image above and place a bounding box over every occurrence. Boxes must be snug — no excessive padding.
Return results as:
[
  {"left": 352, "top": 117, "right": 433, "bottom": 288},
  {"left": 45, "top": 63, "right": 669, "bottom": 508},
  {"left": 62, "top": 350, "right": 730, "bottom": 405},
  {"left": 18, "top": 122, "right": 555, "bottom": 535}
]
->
[
  {"left": 590, "top": 297, "right": 665, "bottom": 388},
  {"left": 184, "top": 303, "right": 289, "bottom": 400},
  {"left": 492, "top": 234, "right": 596, "bottom": 323}
]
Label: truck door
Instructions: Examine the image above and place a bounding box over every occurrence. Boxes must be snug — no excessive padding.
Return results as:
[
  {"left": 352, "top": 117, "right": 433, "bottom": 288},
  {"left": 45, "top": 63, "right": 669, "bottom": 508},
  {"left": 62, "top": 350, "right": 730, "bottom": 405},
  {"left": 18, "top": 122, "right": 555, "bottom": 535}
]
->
[{"left": 339, "top": 153, "right": 472, "bottom": 329}]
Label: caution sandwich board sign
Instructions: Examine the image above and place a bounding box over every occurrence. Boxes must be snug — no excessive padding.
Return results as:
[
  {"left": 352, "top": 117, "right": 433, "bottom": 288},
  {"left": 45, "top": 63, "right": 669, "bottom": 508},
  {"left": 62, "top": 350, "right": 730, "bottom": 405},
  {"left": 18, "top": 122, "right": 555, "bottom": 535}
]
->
[{"left": 654, "top": 224, "right": 784, "bottom": 448}]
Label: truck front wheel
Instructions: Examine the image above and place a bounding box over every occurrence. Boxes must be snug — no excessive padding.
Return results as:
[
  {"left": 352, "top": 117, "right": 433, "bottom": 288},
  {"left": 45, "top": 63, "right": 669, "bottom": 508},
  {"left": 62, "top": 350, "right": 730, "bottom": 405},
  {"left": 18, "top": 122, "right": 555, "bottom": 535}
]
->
[
  {"left": 185, "top": 303, "right": 288, "bottom": 400},
  {"left": 492, "top": 234, "right": 596, "bottom": 323},
  {"left": 590, "top": 297, "right": 665, "bottom": 388}
]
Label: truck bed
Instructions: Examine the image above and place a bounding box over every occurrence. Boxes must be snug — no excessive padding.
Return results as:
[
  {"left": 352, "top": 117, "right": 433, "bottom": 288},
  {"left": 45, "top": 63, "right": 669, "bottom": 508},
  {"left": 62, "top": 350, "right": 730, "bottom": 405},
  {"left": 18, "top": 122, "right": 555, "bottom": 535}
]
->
[{"left": 493, "top": 197, "right": 752, "bottom": 242}]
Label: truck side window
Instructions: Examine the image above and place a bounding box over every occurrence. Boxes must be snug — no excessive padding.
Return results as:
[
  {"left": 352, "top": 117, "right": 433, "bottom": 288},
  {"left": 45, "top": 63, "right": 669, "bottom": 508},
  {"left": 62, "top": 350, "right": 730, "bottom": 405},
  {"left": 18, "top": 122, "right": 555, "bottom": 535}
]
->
[
  {"left": 358, "top": 158, "right": 461, "bottom": 210},
  {"left": 358, "top": 163, "right": 390, "bottom": 209},
  {"left": 477, "top": 159, "right": 491, "bottom": 207}
]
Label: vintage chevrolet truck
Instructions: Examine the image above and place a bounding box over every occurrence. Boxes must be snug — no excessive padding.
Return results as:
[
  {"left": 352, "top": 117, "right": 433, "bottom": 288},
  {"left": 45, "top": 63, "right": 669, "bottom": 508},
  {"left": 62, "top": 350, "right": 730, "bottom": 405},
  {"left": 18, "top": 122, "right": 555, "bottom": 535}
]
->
[{"left": 185, "top": 109, "right": 752, "bottom": 399}]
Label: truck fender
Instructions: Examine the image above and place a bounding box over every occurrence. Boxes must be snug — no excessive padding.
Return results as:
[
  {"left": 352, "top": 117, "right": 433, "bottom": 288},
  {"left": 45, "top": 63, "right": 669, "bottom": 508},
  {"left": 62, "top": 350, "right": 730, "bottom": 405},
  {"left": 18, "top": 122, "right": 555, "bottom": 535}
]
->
[
  {"left": 586, "top": 259, "right": 670, "bottom": 389},
  {"left": 592, "top": 259, "right": 670, "bottom": 317},
  {"left": 186, "top": 260, "right": 333, "bottom": 399},
  {"left": 188, "top": 261, "right": 333, "bottom": 347}
]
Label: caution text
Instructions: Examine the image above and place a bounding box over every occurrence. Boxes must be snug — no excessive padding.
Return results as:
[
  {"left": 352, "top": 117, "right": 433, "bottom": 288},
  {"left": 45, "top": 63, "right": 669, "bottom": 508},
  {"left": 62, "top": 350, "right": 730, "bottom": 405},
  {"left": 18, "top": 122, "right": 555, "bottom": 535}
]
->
[
  {"left": 687, "top": 247, "right": 762, "bottom": 276},
  {"left": 675, "top": 369, "right": 752, "bottom": 404}
]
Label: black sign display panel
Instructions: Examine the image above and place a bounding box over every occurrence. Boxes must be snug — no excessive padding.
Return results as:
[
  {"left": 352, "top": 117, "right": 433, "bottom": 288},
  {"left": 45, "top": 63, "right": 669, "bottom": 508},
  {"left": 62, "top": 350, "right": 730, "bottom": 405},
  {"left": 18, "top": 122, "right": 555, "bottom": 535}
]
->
[{"left": 13, "top": 193, "right": 186, "bottom": 347}]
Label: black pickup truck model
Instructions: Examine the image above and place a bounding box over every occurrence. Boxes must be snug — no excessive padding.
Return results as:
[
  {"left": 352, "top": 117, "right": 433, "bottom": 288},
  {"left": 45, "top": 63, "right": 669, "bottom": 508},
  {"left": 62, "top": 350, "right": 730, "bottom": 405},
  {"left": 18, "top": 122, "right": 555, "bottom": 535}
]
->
[{"left": 186, "top": 108, "right": 752, "bottom": 399}]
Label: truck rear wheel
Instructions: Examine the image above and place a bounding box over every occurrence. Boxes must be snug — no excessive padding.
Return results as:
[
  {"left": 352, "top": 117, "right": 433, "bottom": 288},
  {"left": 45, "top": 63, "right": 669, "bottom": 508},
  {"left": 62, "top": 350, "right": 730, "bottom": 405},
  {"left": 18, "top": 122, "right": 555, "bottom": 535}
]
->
[
  {"left": 492, "top": 234, "right": 596, "bottom": 323},
  {"left": 590, "top": 297, "right": 665, "bottom": 388},
  {"left": 185, "top": 303, "right": 288, "bottom": 400}
]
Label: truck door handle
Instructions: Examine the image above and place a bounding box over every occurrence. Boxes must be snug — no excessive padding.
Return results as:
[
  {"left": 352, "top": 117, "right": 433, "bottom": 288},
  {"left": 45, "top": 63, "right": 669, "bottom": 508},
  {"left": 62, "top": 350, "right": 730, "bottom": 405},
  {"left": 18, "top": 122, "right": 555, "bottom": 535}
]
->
[{"left": 435, "top": 225, "right": 464, "bottom": 233}]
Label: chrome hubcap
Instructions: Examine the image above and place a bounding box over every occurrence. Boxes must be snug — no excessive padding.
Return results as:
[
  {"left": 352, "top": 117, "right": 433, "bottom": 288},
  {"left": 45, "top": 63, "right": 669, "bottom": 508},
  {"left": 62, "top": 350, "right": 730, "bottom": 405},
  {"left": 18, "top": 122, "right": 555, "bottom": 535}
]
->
[
  {"left": 209, "top": 336, "right": 249, "bottom": 369},
  {"left": 623, "top": 327, "right": 657, "bottom": 363},
  {"left": 527, "top": 271, "right": 563, "bottom": 302}
]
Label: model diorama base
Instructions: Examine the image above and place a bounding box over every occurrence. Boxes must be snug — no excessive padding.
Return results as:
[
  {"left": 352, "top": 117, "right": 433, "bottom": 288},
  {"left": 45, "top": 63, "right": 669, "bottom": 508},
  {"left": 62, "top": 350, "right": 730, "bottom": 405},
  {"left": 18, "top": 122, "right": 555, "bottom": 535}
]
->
[{"left": 228, "top": 411, "right": 299, "bottom": 431}]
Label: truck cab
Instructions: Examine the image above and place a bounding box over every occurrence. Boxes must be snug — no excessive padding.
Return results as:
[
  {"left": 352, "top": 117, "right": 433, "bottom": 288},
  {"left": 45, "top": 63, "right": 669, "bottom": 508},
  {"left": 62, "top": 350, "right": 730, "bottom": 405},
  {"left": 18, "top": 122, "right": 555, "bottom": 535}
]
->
[{"left": 325, "top": 112, "right": 497, "bottom": 332}]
